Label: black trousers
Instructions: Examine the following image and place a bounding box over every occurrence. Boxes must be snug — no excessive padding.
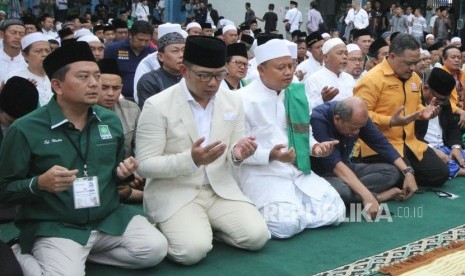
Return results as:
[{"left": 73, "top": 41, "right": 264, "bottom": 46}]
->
[
  {"left": 404, "top": 146, "right": 449, "bottom": 187},
  {"left": 0, "top": 241, "right": 22, "bottom": 276}
]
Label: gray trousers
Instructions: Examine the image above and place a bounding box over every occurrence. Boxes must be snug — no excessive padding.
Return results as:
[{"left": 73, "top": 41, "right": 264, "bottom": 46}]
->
[{"left": 323, "top": 162, "right": 401, "bottom": 205}]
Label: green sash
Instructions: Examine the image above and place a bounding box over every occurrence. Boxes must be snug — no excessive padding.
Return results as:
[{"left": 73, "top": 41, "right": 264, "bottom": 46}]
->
[{"left": 284, "top": 83, "right": 311, "bottom": 175}]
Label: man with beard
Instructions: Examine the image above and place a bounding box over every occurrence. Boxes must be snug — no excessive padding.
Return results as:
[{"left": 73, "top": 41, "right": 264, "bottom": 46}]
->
[
  {"left": 416, "top": 68, "right": 465, "bottom": 178},
  {"left": 305, "top": 38, "right": 355, "bottom": 107},
  {"left": 345, "top": 43, "right": 363, "bottom": 82},
  {"left": 221, "top": 43, "right": 249, "bottom": 90}
]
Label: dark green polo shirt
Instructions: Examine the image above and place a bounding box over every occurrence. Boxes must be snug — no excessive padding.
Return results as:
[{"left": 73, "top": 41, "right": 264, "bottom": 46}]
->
[{"left": 0, "top": 97, "right": 143, "bottom": 253}]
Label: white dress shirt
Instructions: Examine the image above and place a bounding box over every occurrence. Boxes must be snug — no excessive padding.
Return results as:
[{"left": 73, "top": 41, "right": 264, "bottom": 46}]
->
[
  {"left": 285, "top": 7, "right": 303, "bottom": 32},
  {"left": 6, "top": 68, "right": 53, "bottom": 106},
  {"left": 425, "top": 116, "right": 443, "bottom": 148},
  {"left": 305, "top": 66, "right": 356, "bottom": 108},
  {"left": 295, "top": 54, "right": 322, "bottom": 82},
  {"left": 345, "top": 8, "right": 369, "bottom": 30}
]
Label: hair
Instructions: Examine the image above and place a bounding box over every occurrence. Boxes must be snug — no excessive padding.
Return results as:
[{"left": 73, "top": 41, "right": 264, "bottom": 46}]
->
[
  {"left": 40, "top": 13, "right": 53, "bottom": 22},
  {"left": 310, "top": 1, "right": 317, "bottom": 9},
  {"left": 129, "top": 20, "right": 154, "bottom": 35},
  {"left": 51, "top": 64, "right": 70, "bottom": 82},
  {"left": 443, "top": 45, "right": 460, "bottom": 59},
  {"left": 389, "top": 34, "right": 420, "bottom": 55},
  {"left": 246, "top": 2, "right": 251, "bottom": 8},
  {"left": 269, "top": 4, "right": 274, "bottom": 10},
  {"left": 334, "top": 101, "right": 353, "bottom": 122},
  {"left": 22, "top": 45, "right": 32, "bottom": 54}
]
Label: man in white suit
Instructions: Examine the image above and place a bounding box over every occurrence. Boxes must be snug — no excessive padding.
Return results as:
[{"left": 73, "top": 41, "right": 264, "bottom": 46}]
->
[{"left": 136, "top": 36, "right": 270, "bottom": 265}]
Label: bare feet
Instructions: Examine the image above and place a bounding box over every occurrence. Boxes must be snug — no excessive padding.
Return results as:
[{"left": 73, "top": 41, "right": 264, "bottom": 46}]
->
[{"left": 375, "top": 187, "right": 403, "bottom": 202}]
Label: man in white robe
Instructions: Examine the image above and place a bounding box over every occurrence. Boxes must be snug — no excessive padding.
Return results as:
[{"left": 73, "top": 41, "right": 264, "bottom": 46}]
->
[
  {"left": 305, "top": 38, "right": 355, "bottom": 108},
  {"left": 295, "top": 32, "right": 324, "bottom": 82},
  {"left": 236, "top": 39, "right": 345, "bottom": 239}
]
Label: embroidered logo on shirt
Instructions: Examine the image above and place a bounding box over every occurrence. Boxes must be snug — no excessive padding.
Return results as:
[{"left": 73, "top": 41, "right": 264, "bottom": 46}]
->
[
  {"left": 411, "top": 82, "right": 419, "bottom": 92},
  {"left": 43, "top": 138, "right": 63, "bottom": 145},
  {"left": 117, "top": 50, "right": 129, "bottom": 60},
  {"left": 98, "top": 125, "right": 113, "bottom": 139}
]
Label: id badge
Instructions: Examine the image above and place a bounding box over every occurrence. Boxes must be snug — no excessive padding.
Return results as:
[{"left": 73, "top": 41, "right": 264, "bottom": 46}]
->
[{"left": 73, "top": 176, "right": 101, "bottom": 209}]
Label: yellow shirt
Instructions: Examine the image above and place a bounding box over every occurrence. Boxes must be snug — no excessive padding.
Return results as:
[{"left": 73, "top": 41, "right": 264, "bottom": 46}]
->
[
  {"left": 441, "top": 65, "right": 465, "bottom": 113},
  {"left": 354, "top": 58, "right": 427, "bottom": 160}
]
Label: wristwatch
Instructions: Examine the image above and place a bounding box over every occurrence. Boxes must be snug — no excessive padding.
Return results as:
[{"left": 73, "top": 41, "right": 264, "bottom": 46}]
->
[{"left": 402, "top": 166, "right": 415, "bottom": 176}]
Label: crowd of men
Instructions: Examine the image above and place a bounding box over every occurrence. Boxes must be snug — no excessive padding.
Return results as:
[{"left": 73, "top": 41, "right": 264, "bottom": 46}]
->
[{"left": 0, "top": 0, "right": 465, "bottom": 275}]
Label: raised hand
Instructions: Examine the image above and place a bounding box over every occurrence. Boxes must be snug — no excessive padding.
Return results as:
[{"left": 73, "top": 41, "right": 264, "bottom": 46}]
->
[
  {"left": 270, "top": 144, "right": 296, "bottom": 163},
  {"left": 321, "top": 86, "right": 339, "bottom": 102},
  {"left": 191, "top": 137, "right": 227, "bottom": 166},
  {"left": 233, "top": 136, "right": 258, "bottom": 161},
  {"left": 389, "top": 106, "right": 421, "bottom": 127},
  {"left": 312, "top": 140, "right": 339, "bottom": 157},
  {"left": 37, "top": 165, "right": 78, "bottom": 193}
]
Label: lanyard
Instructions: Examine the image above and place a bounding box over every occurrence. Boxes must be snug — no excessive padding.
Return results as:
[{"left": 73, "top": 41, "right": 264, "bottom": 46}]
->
[{"left": 63, "top": 125, "right": 91, "bottom": 177}]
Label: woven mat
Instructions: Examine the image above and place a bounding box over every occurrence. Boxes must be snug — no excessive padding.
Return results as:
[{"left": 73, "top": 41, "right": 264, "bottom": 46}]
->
[{"left": 314, "top": 224, "right": 465, "bottom": 276}]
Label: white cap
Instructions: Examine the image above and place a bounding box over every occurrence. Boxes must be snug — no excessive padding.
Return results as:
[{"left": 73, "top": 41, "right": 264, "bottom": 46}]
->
[
  {"left": 158, "top": 23, "right": 183, "bottom": 39},
  {"left": 322, "top": 38, "right": 345, "bottom": 55},
  {"left": 222, "top": 25, "right": 237, "bottom": 34},
  {"left": 255, "top": 39, "right": 291, "bottom": 65},
  {"left": 74, "top": 28, "right": 92, "bottom": 38},
  {"left": 180, "top": 30, "right": 188, "bottom": 39},
  {"left": 186, "top": 22, "right": 201, "bottom": 31},
  {"left": 426, "top": 34, "right": 434, "bottom": 40},
  {"left": 21, "top": 32, "right": 49, "bottom": 50},
  {"left": 285, "top": 40, "right": 298, "bottom": 59},
  {"left": 346, "top": 43, "right": 361, "bottom": 53},
  {"left": 421, "top": 49, "right": 430, "bottom": 56},
  {"left": 77, "top": 34, "right": 101, "bottom": 43},
  {"left": 322, "top": 32, "right": 331, "bottom": 39},
  {"left": 451, "top": 37, "right": 461, "bottom": 44}
]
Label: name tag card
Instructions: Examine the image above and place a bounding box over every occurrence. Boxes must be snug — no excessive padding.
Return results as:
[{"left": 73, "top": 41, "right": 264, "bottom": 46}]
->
[{"left": 73, "top": 176, "right": 101, "bottom": 209}]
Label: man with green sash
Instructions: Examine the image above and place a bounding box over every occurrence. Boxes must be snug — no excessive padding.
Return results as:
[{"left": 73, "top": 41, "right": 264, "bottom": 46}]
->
[{"left": 236, "top": 39, "right": 345, "bottom": 239}]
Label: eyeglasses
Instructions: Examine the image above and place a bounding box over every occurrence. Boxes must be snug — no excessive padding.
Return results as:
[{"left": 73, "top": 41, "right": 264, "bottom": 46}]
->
[
  {"left": 231, "top": 60, "right": 250, "bottom": 68},
  {"left": 189, "top": 68, "right": 228, "bottom": 82}
]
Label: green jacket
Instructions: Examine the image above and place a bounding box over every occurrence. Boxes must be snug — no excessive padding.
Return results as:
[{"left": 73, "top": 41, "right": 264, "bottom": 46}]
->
[{"left": 0, "top": 97, "right": 143, "bottom": 253}]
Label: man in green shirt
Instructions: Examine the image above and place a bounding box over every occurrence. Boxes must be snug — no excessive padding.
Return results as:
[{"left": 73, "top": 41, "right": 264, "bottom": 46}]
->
[{"left": 0, "top": 41, "right": 167, "bottom": 275}]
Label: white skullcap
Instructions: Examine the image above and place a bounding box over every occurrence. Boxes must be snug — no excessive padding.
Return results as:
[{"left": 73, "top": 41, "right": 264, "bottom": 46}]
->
[
  {"left": 222, "top": 25, "right": 237, "bottom": 34},
  {"left": 180, "top": 30, "right": 188, "bottom": 39},
  {"left": 322, "top": 38, "right": 345, "bottom": 55},
  {"left": 321, "top": 32, "right": 330, "bottom": 39},
  {"left": 285, "top": 40, "right": 297, "bottom": 59},
  {"left": 74, "top": 28, "right": 92, "bottom": 38},
  {"left": 77, "top": 34, "right": 101, "bottom": 43},
  {"left": 421, "top": 49, "right": 431, "bottom": 56},
  {"left": 21, "top": 32, "right": 49, "bottom": 50},
  {"left": 158, "top": 23, "right": 183, "bottom": 39},
  {"left": 426, "top": 34, "right": 434, "bottom": 40},
  {"left": 346, "top": 43, "right": 361, "bottom": 53},
  {"left": 451, "top": 37, "right": 461, "bottom": 44},
  {"left": 186, "top": 22, "right": 201, "bottom": 31},
  {"left": 255, "top": 39, "right": 291, "bottom": 65}
]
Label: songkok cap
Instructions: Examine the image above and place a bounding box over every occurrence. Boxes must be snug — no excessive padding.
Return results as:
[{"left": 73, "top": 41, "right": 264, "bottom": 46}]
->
[
  {"left": 428, "top": 67, "right": 455, "bottom": 96},
  {"left": 21, "top": 16, "right": 36, "bottom": 26},
  {"left": 321, "top": 32, "right": 330, "bottom": 39},
  {"left": 290, "top": 1, "right": 298, "bottom": 5},
  {"left": 77, "top": 34, "right": 101, "bottom": 43},
  {"left": 21, "top": 32, "right": 48, "bottom": 50},
  {"left": 249, "top": 19, "right": 257, "bottom": 25},
  {"left": 352, "top": 28, "right": 372, "bottom": 40},
  {"left": 112, "top": 19, "right": 128, "bottom": 29},
  {"left": 241, "top": 34, "right": 254, "bottom": 45},
  {"left": 425, "top": 34, "right": 434, "bottom": 40},
  {"left": 103, "top": 24, "right": 115, "bottom": 32},
  {"left": 291, "top": 30, "right": 301, "bottom": 38},
  {"left": 322, "top": 38, "right": 345, "bottom": 55},
  {"left": 255, "top": 39, "right": 291, "bottom": 65},
  {"left": 306, "top": 32, "right": 323, "bottom": 47},
  {"left": 186, "top": 22, "right": 201, "bottom": 31},
  {"left": 183, "top": 36, "right": 226, "bottom": 68},
  {"left": 226, "top": 42, "right": 247, "bottom": 59},
  {"left": 347, "top": 43, "right": 361, "bottom": 53},
  {"left": 285, "top": 40, "right": 297, "bottom": 59},
  {"left": 158, "top": 23, "right": 183, "bottom": 38},
  {"left": 451, "top": 37, "right": 461, "bottom": 44},
  {"left": 98, "top": 58, "right": 121, "bottom": 76},
  {"left": 93, "top": 24, "right": 104, "bottom": 33},
  {"left": 0, "top": 76, "right": 38, "bottom": 119},
  {"left": 43, "top": 41, "right": 96, "bottom": 79},
  {"left": 201, "top": 23, "right": 212, "bottom": 29},
  {"left": 256, "top": 33, "right": 280, "bottom": 46},
  {"left": 368, "top": 37, "right": 388, "bottom": 57},
  {"left": 239, "top": 24, "right": 250, "bottom": 31},
  {"left": 157, "top": 32, "right": 185, "bottom": 51},
  {"left": 222, "top": 25, "right": 237, "bottom": 34},
  {"left": 74, "top": 28, "right": 92, "bottom": 38},
  {"left": 428, "top": 41, "right": 444, "bottom": 51},
  {"left": 214, "top": 29, "right": 222, "bottom": 36},
  {"left": 0, "top": 18, "right": 24, "bottom": 31}
]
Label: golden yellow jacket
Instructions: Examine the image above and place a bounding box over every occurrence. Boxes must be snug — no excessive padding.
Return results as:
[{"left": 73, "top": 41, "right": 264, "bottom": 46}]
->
[
  {"left": 441, "top": 65, "right": 465, "bottom": 113},
  {"left": 354, "top": 58, "right": 427, "bottom": 160}
]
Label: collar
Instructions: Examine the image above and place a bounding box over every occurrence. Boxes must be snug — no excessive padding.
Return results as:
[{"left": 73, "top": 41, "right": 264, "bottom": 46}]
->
[
  {"left": 379, "top": 57, "right": 396, "bottom": 77},
  {"left": 47, "top": 96, "right": 102, "bottom": 129},
  {"left": 181, "top": 78, "right": 216, "bottom": 105},
  {"left": 256, "top": 77, "right": 284, "bottom": 96},
  {"left": 323, "top": 65, "right": 342, "bottom": 78},
  {"left": 160, "top": 66, "right": 183, "bottom": 80}
]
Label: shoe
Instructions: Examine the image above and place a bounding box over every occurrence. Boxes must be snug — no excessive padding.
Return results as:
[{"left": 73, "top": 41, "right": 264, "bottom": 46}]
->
[{"left": 6, "top": 237, "right": 19, "bottom": 247}]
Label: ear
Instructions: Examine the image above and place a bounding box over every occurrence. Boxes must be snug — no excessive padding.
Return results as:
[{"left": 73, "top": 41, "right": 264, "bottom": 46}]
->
[
  {"left": 51, "top": 79, "right": 63, "bottom": 95},
  {"left": 179, "top": 64, "right": 188, "bottom": 77},
  {"left": 157, "top": 51, "right": 164, "bottom": 63}
]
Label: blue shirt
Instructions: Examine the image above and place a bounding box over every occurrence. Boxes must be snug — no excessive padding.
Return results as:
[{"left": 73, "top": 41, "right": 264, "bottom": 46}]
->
[
  {"left": 310, "top": 101, "right": 401, "bottom": 175},
  {"left": 104, "top": 39, "right": 154, "bottom": 98}
]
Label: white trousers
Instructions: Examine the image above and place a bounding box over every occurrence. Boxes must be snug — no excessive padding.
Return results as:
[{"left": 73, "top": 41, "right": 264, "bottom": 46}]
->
[{"left": 13, "top": 215, "right": 168, "bottom": 276}]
